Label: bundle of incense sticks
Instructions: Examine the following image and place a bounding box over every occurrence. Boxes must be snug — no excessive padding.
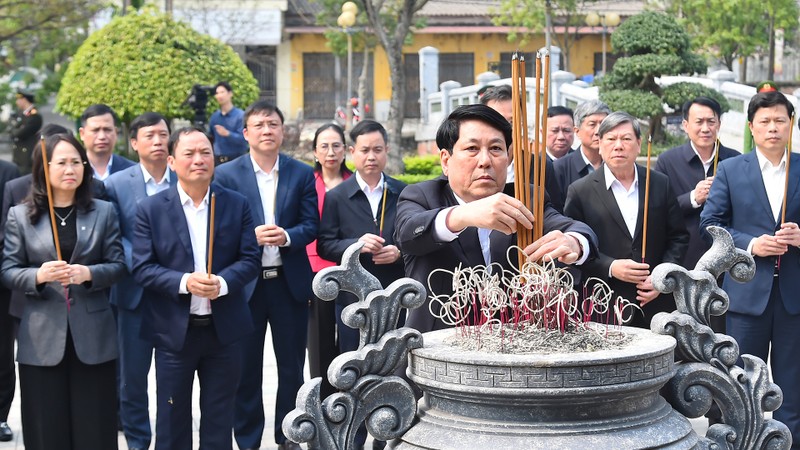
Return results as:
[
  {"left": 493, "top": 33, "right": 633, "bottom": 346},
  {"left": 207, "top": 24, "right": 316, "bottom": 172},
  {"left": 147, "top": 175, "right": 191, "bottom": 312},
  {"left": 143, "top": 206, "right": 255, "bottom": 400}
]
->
[{"left": 511, "top": 51, "right": 550, "bottom": 264}]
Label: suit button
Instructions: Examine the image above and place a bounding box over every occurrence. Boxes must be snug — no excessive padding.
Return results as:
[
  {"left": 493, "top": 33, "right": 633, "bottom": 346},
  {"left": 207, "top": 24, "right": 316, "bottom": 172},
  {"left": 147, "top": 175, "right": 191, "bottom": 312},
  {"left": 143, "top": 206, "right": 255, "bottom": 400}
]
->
[{"left": 69, "top": 298, "right": 75, "bottom": 305}]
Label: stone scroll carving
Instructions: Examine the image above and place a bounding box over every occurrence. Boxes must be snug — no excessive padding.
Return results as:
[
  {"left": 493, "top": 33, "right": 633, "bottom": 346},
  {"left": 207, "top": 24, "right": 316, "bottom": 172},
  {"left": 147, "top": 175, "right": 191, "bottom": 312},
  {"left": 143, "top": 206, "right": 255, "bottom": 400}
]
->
[
  {"left": 651, "top": 226, "right": 792, "bottom": 449},
  {"left": 282, "top": 242, "right": 425, "bottom": 450}
]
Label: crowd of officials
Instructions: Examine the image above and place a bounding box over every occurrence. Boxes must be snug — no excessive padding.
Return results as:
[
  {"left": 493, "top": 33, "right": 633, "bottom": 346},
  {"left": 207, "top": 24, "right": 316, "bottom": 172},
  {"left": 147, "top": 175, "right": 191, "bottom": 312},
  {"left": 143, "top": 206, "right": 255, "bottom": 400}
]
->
[{"left": 0, "top": 80, "right": 798, "bottom": 450}]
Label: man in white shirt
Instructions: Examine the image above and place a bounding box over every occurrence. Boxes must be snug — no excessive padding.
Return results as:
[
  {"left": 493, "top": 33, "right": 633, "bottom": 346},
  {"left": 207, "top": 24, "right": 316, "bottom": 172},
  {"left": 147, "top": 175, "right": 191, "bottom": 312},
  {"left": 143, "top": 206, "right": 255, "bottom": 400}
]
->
[
  {"left": 105, "top": 112, "right": 175, "bottom": 450},
  {"left": 78, "top": 104, "right": 135, "bottom": 180},
  {"left": 701, "top": 90, "right": 800, "bottom": 445},
  {"left": 132, "top": 127, "right": 261, "bottom": 449},
  {"left": 214, "top": 101, "right": 318, "bottom": 450},
  {"left": 564, "top": 111, "right": 688, "bottom": 329}
]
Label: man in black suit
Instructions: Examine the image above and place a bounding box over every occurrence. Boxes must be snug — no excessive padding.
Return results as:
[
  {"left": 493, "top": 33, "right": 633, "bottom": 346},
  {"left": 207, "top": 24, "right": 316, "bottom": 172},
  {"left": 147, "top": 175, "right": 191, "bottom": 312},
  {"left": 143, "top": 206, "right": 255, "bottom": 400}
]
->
[
  {"left": 318, "top": 120, "right": 406, "bottom": 353},
  {"left": 480, "top": 85, "right": 565, "bottom": 212},
  {"left": 0, "top": 160, "right": 20, "bottom": 442},
  {"left": 132, "top": 127, "right": 261, "bottom": 449},
  {"left": 546, "top": 106, "right": 575, "bottom": 160},
  {"left": 78, "top": 104, "right": 135, "bottom": 181},
  {"left": 655, "top": 97, "right": 740, "bottom": 270},
  {"left": 554, "top": 100, "right": 611, "bottom": 199},
  {"left": 564, "top": 112, "right": 689, "bottom": 329},
  {"left": 394, "top": 104, "right": 598, "bottom": 333}
]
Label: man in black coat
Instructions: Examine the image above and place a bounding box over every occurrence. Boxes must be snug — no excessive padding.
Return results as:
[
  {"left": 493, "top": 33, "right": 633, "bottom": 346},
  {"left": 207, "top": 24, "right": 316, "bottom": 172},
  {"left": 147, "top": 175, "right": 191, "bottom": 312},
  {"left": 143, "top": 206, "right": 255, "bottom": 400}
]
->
[
  {"left": 0, "top": 160, "right": 20, "bottom": 442},
  {"left": 564, "top": 112, "right": 689, "bottom": 329},
  {"left": 395, "top": 104, "right": 598, "bottom": 333}
]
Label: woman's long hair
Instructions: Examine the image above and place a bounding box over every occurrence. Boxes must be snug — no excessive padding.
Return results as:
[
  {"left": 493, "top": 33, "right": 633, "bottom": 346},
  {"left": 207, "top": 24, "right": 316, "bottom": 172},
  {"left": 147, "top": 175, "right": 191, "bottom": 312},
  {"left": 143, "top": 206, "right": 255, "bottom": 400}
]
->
[
  {"left": 27, "top": 133, "right": 94, "bottom": 224},
  {"left": 312, "top": 122, "right": 350, "bottom": 175}
]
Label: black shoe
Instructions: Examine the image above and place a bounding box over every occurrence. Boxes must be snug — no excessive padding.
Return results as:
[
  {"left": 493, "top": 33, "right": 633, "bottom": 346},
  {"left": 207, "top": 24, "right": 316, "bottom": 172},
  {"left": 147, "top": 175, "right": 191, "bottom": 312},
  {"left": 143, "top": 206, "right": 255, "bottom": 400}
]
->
[
  {"left": 372, "top": 440, "right": 386, "bottom": 450},
  {"left": 0, "top": 422, "right": 12, "bottom": 442},
  {"left": 278, "top": 441, "right": 302, "bottom": 450}
]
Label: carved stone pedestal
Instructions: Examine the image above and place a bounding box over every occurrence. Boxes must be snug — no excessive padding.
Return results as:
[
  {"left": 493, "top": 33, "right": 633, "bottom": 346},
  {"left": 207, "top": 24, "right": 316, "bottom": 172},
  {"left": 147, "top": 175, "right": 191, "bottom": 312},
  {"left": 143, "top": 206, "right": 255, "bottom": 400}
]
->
[{"left": 395, "top": 327, "right": 697, "bottom": 449}]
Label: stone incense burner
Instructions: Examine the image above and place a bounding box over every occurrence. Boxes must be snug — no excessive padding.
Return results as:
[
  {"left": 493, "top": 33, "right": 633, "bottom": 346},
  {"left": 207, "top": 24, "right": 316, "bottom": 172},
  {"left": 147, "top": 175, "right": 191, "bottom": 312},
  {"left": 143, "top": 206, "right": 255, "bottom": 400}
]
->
[{"left": 283, "top": 227, "right": 792, "bottom": 449}]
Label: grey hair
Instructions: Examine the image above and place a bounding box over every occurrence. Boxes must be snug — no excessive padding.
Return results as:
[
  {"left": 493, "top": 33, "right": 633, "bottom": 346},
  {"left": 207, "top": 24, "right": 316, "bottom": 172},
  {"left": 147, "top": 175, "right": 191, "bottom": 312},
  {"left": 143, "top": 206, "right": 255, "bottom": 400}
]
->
[
  {"left": 598, "top": 111, "right": 641, "bottom": 139},
  {"left": 573, "top": 100, "right": 611, "bottom": 127}
]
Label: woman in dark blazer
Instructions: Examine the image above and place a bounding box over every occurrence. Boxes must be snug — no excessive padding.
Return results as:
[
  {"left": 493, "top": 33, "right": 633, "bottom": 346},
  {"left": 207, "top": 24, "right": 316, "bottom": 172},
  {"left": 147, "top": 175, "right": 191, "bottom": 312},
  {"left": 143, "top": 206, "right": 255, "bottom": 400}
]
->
[{"left": 1, "top": 133, "right": 125, "bottom": 450}]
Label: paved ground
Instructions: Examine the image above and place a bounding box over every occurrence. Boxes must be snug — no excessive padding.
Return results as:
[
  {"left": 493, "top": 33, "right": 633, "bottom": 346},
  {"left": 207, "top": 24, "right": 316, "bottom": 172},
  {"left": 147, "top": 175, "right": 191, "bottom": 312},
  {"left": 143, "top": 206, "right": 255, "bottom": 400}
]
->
[{"left": 0, "top": 97, "right": 714, "bottom": 449}]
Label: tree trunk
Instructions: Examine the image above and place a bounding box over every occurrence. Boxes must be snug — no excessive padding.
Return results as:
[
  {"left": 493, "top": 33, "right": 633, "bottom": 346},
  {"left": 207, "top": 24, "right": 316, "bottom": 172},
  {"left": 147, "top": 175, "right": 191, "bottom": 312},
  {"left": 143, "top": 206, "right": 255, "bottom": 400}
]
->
[
  {"left": 386, "top": 46, "right": 406, "bottom": 173},
  {"left": 767, "top": 14, "right": 776, "bottom": 81},
  {"left": 357, "top": 46, "right": 370, "bottom": 119},
  {"left": 739, "top": 56, "right": 747, "bottom": 84}
]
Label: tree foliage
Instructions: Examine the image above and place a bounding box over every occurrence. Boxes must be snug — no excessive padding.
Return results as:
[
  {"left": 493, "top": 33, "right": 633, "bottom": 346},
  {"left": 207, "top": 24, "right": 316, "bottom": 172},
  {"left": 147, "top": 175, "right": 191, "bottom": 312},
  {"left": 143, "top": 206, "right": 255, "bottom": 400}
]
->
[
  {"left": 669, "top": 0, "right": 799, "bottom": 74},
  {"left": 57, "top": 9, "right": 259, "bottom": 124},
  {"left": 360, "top": 0, "right": 429, "bottom": 171},
  {"left": 0, "top": 0, "right": 103, "bottom": 43},
  {"left": 599, "top": 12, "right": 706, "bottom": 142},
  {"left": 661, "top": 82, "right": 730, "bottom": 114},
  {"left": 492, "top": 0, "right": 587, "bottom": 71}
]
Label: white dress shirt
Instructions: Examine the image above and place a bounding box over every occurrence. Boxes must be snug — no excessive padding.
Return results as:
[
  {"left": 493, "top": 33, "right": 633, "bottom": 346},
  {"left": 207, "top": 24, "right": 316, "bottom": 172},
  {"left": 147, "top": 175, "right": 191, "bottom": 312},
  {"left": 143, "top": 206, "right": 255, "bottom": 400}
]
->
[
  {"left": 604, "top": 164, "right": 639, "bottom": 238},
  {"left": 141, "top": 164, "right": 171, "bottom": 197},
  {"left": 745, "top": 149, "right": 788, "bottom": 255},
  {"left": 176, "top": 184, "right": 229, "bottom": 315},
  {"left": 91, "top": 155, "right": 116, "bottom": 181},
  {"left": 355, "top": 171, "right": 385, "bottom": 222},
  {"left": 251, "top": 154, "right": 290, "bottom": 267}
]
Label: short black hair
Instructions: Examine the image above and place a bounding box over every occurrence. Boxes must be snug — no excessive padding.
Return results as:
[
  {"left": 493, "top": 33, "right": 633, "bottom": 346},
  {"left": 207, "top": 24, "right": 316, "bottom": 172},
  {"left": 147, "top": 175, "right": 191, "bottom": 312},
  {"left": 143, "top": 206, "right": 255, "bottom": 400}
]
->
[
  {"left": 747, "top": 91, "right": 794, "bottom": 123},
  {"left": 682, "top": 96, "right": 722, "bottom": 120},
  {"left": 349, "top": 119, "right": 388, "bottom": 145},
  {"left": 80, "top": 104, "right": 119, "bottom": 127},
  {"left": 215, "top": 81, "right": 232, "bottom": 92},
  {"left": 436, "top": 104, "right": 512, "bottom": 154},
  {"left": 130, "top": 112, "right": 169, "bottom": 140},
  {"left": 548, "top": 105, "right": 574, "bottom": 119},
  {"left": 244, "top": 100, "right": 284, "bottom": 126},
  {"left": 39, "top": 124, "right": 70, "bottom": 139},
  {"left": 168, "top": 126, "right": 214, "bottom": 155},
  {"left": 479, "top": 85, "right": 512, "bottom": 105}
]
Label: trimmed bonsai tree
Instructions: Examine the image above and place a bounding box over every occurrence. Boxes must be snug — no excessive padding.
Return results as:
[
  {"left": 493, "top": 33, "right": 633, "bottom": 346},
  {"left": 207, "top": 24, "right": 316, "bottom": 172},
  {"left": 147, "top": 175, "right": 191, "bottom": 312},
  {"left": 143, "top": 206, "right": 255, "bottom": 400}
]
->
[
  {"left": 598, "top": 12, "right": 710, "bottom": 143},
  {"left": 57, "top": 8, "right": 259, "bottom": 125}
]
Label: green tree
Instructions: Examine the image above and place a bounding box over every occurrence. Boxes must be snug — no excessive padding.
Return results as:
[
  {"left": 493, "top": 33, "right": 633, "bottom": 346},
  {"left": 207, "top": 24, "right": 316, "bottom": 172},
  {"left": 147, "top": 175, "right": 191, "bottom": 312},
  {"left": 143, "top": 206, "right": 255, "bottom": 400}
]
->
[
  {"left": 599, "top": 12, "right": 707, "bottom": 142},
  {"left": 0, "top": 0, "right": 103, "bottom": 43},
  {"left": 57, "top": 9, "right": 259, "bottom": 125},
  {"left": 669, "top": 0, "right": 798, "bottom": 82},
  {"left": 492, "top": 0, "right": 587, "bottom": 71}
]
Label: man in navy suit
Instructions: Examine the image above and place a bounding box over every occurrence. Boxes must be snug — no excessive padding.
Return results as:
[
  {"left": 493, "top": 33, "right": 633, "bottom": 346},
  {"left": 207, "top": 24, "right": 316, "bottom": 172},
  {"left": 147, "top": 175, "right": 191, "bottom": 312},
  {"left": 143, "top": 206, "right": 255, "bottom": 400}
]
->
[
  {"left": 78, "top": 104, "right": 136, "bottom": 181},
  {"left": 132, "top": 127, "right": 261, "bottom": 450},
  {"left": 701, "top": 90, "right": 800, "bottom": 447},
  {"left": 105, "top": 112, "right": 174, "bottom": 450},
  {"left": 214, "top": 101, "right": 318, "bottom": 450}
]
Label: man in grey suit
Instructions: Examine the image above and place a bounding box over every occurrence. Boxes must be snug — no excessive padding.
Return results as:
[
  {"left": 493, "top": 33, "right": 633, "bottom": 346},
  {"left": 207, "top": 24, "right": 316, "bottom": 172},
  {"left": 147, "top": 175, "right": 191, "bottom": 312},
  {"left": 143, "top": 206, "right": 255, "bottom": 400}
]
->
[{"left": 105, "top": 112, "right": 173, "bottom": 450}]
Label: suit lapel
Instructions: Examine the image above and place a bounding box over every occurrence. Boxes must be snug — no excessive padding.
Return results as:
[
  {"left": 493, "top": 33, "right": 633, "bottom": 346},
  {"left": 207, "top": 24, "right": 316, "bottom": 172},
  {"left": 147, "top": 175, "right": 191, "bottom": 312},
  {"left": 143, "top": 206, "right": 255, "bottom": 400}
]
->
[
  {"left": 785, "top": 153, "right": 800, "bottom": 222},
  {"left": 30, "top": 215, "right": 58, "bottom": 261},
  {"left": 165, "top": 189, "right": 194, "bottom": 263},
  {"left": 441, "top": 184, "right": 484, "bottom": 267},
  {"left": 275, "top": 155, "right": 289, "bottom": 225},
  {"left": 745, "top": 152, "right": 776, "bottom": 222},
  {"left": 633, "top": 164, "right": 645, "bottom": 242},
  {"left": 239, "top": 157, "right": 265, "bottom": 225},
  {"left": 128, "top": 165, "right": 147, "bottom": 204},
  {"left": 591, "top": 169, "right": 632, "bottom": 239},
  {"left": 71, "top": 206, "right": 99, "bottom": 263}
]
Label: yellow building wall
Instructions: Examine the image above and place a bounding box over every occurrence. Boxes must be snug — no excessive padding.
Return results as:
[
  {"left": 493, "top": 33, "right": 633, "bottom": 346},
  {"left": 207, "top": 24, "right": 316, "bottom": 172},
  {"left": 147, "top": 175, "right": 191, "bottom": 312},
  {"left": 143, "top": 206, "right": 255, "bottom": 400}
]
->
[{"left": 287, "top": 32, "right": 606, "bottom": 119}]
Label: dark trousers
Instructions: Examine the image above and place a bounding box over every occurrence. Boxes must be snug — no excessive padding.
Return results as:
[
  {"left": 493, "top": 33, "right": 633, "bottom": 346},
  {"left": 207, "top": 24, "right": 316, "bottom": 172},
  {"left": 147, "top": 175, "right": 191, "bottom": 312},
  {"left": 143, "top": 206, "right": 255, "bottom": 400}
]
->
[
  {"left": 727, "top": 278, "right": 800, "bottom": 449},
  {"left": 234, "top": 274, "right": 309, "bottom": 447},
  {"left": 307, "top": 292, "right": 339, "bottom": 399},
  {"left": 19, "top": 331, "right": 117, "bottom": 450},
  {"left": 0, "top": 291, "right": 15, "bottom": 421},
  {"left": 118, "top": 305, "right": 155, "bottom": 448},
  {"left": 154, "top": 324, "right": 241, "bottom": 450}
]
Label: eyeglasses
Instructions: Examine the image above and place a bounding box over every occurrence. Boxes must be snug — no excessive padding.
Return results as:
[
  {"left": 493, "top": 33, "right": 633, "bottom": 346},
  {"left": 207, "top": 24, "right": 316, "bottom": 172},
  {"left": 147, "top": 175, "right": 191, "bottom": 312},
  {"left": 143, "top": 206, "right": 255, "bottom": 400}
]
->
[
  {"left": 317, "top": 143, "right": 344, "bottom": 152},
  {"left": 48, "top": 160, "right": 86, "bottom": 170}
]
